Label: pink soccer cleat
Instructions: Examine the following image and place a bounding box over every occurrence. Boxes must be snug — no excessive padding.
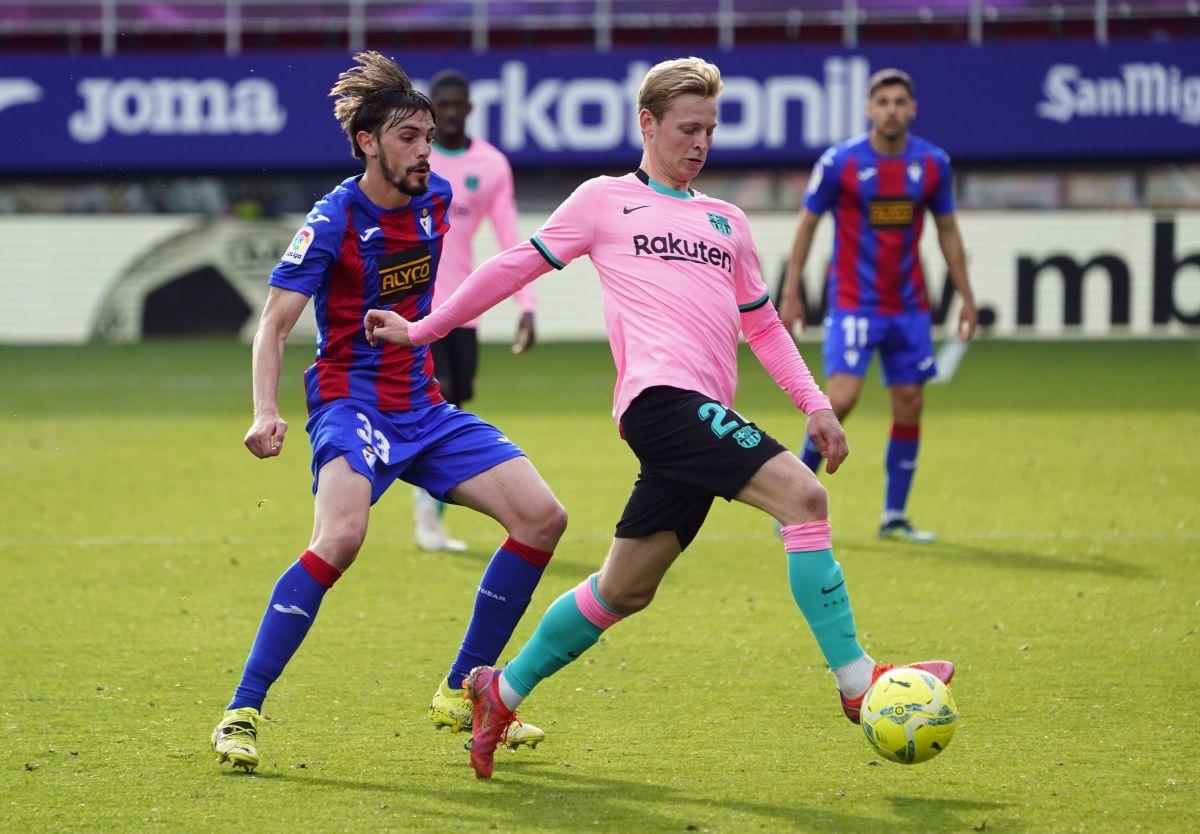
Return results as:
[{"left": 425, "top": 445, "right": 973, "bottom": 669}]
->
[
  {"left": 840, "top": 660, "right": 955, "bottom": 724},
  {"left": 463, "top": 666, "right": 520, "bottom": 779}
]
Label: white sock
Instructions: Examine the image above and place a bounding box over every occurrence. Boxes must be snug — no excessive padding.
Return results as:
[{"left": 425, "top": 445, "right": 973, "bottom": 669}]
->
[
  {"left": 882, "top": 509, "right": 906, "bottom": 525},
  {"left": 497, "top": 672, "right": 525, "bottom": 710},
  {"left": 833, "top": 654, "right": 876, "bottom": 698}
]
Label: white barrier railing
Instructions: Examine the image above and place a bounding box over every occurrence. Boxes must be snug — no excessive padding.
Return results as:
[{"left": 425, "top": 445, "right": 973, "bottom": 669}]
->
[
  {"left": 1, "top": 210, "right": 1196, "bottom": 344},
  {"left": 1, "top": 1, "right": 1196, "bottom": 56}
]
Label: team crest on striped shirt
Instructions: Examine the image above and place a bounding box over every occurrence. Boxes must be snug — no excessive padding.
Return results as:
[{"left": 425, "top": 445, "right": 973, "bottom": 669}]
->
[
  {"left": 707, "top": 212, "right": 732, "bottom": 235},
  {"left": 419, "top": 207, "right": 433, "bottom": 236},
  {"left": 908, "top": 162, "right": 922, "bottom": 183}
]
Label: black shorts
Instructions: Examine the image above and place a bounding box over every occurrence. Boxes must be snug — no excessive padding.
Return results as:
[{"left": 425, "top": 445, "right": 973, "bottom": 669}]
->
[
  {"left": 614, "top": 386, "right": 786, "bottom": 550},
  {"left": 430, "top": 327, "right": 479, "bottom": 406}
]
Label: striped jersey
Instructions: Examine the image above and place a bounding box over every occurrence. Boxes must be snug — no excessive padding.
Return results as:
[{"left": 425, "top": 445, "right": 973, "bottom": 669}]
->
[
  {"left": 804, "top": 133, "right": 954, "bottom": 316},
  {"left": 268, "top": 173, "right": 451, "bottom": 413}
]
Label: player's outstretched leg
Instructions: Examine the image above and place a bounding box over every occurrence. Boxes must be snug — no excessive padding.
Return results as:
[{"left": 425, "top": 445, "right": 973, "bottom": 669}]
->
[{"left": 738, "top": 452, "right": 953, "bottom": 723}]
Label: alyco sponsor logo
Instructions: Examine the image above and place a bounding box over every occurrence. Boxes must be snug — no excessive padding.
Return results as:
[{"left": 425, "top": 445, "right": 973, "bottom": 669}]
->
[{"left": 632, "top": 233, "right": 733, "bottom": 272}]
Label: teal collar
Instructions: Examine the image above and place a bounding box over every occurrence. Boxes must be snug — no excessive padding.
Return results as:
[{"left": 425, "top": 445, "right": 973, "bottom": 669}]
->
[
  {"left": 635, "top": 168, "right": 693, "bottom": 200},
  {"left": 433, "top": 140, "right": 471, "bottom": 156}
]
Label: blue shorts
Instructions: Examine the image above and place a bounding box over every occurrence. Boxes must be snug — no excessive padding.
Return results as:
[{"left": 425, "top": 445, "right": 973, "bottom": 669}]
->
[
  {"left": 823, "top": 310, "right": 937, "bottom": 386},
  {"left": 305, "top": 399, "right": 525, "bottom": 505}
]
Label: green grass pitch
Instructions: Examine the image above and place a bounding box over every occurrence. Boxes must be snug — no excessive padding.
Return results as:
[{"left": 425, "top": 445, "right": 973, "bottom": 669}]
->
[{"left": 1, "top": 339, "right": 1197, "bottom": 832}]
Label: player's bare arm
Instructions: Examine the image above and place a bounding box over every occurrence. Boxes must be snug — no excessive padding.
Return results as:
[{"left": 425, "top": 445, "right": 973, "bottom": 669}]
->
[
  {"left": 364, "top": 308, "right": 413, "bottom": 347},
  {"left": 933, "top": 212, "right": 978, "bottom": 341},
  {"left": 244, "top": 287, "right": 309, "bottom": 458},
  {"left": 781, "top": 209, "right": 821, "bottom": 334}
]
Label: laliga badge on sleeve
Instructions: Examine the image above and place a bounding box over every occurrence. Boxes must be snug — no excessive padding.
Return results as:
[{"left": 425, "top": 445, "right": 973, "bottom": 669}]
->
[{"left": 281, "top": 225, "right": 315, "bottom": 265}]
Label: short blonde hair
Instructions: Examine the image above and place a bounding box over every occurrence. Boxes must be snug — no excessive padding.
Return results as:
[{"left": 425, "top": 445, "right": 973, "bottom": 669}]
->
[{"left": 637, "top": 57, "right": 723, "bottom": 120}]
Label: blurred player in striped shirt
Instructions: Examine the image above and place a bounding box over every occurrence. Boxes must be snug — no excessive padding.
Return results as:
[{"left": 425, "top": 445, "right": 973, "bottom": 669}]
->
[{"left": 780, "top": 68, "right": 979, "bottom": 543}]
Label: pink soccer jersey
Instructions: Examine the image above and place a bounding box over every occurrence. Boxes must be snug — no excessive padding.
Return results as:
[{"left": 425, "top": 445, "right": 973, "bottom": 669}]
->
[
  {"left": 409, "top": 170, "right": 830, "bottom": 421},
  {"left": 430, "top": 139, "right": 534, "bottom": 327}
]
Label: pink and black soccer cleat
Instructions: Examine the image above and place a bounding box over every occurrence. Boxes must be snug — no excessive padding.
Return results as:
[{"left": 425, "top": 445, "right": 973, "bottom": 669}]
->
[
  {"left": 840, "top": 660, "right": 955, "bottom": 724},
  {"left": 463, "top": 666, "right": 519, "bottom": 779}
]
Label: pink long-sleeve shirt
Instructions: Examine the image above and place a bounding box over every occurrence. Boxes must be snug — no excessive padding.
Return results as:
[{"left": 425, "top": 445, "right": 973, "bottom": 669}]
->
[
  {"left": 409, "top": 170, "right": 830, "bottom": 421},
  {"left": 430, "top": 139, "right": 534, "bottom": 328}
]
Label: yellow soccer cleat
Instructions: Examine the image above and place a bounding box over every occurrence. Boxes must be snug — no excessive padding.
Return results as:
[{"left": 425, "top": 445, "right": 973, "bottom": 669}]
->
[
  {"left": 430, "top": 676, "right": 473, "bottom": 733},
  {"left": 497, "top": 717, "right": 546, "bottom": 751},
  {"left": 429, "top": 676, "right": 545, "bottom": 749},
  {"left": 212, "top": 707, "right": 262, "bottom": 772}
]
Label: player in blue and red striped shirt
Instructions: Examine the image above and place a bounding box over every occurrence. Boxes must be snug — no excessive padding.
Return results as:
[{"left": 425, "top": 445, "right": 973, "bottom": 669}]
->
[
  {"left": 210, "top": 53, "right": 561, "bottom": 771},
  {"left": 780, "top": 68, "right": 978, "bottom": 543}
]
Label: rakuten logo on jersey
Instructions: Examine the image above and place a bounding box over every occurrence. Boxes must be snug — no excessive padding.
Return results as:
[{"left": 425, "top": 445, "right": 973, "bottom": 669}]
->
[
  {"left": 451, "top": 56, "right": 869, "bottom": 153},
  {"left": 633, "top": 234, "right": 733, "bottom": 273},
  {"left": 68, "top": 77, "right": 287, "bottom": 143}
]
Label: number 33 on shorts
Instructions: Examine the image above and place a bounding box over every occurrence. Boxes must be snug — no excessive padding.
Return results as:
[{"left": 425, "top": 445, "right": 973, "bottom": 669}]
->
[{"left": 355, "top": 412, "right": 391, "bottom": 468}]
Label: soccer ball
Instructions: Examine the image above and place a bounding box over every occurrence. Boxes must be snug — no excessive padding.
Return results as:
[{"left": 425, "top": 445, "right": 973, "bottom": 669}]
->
[{"left": 860, "top": 667, "right": 958, "bottom": 764}]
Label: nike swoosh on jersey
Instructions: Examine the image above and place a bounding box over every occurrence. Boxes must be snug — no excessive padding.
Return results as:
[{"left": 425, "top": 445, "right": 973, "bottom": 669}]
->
[
  {"left": 272, "top": 603, "right": 311, "bottom": 618},
  {"left": 622, "top": 205, "right": 649, "bottom": 214}
]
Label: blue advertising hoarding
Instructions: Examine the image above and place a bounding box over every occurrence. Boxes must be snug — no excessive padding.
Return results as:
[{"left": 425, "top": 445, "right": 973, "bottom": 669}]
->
[{"left": 1, "top": 41, "right": 1197, "bottom": 172}]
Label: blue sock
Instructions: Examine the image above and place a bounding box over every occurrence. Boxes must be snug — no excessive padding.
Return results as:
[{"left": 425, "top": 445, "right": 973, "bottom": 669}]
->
[
  {"left": 885, "top": 423, "right": 920, "bottom": 518},
  {"left": 228, "top": 551, "right": 340, "bottom": 711},
  {"left": 800, "top": 436, "right": 824, "bottom": 473},
  {"left": 447, "top": 538, "right": 552, "bottom": 689}
]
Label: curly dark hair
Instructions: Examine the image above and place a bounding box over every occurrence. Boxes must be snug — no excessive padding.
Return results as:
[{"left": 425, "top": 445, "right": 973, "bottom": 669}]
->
[{"left": 329, "top": 51, "right": 435, "bottom": 160}]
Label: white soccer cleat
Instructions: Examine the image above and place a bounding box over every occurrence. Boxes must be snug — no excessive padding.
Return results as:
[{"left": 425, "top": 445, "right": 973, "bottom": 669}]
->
[
  {"left": 878, "top": 518, "right": 936, "bottom": 543},
  {"left": 413, "top": 488, "right": 467, "bottom": 552}
]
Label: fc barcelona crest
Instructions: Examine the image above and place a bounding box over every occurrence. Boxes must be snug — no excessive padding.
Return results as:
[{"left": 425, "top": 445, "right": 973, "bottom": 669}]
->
[
  {"left": 733, "top": 425, "right": 761, "bottom": 448},
  {"left": 707, "top": 212, "right": 732, "bottom": 235}
]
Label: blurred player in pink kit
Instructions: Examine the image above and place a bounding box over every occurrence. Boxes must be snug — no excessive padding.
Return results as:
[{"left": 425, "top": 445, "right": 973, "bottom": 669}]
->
[
  {"left": 366, "top": 57, "right": 955, "bottom": 779},
  {"left": 411, "top": 70, "right": 538, "bottom": 552}
]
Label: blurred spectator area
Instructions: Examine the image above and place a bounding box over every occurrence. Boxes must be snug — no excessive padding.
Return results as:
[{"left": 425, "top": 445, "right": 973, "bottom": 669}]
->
[
  {"left": 4, "top": 164, "right": 1200, "bottom": 214},
  {"left": 1, "top": 1, "right": 1198, "bottom": 54}
]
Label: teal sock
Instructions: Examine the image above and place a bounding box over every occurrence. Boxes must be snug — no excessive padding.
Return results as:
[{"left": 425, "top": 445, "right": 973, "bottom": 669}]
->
[
  {"left": 503, "top": 576, "right": 620, "bottom": 696},
  {"left": 786, "top": 548, "right": 865, "bottom": 669}
]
